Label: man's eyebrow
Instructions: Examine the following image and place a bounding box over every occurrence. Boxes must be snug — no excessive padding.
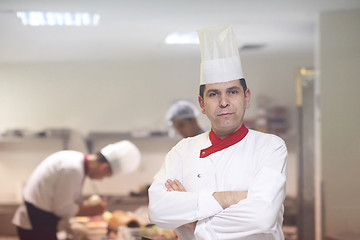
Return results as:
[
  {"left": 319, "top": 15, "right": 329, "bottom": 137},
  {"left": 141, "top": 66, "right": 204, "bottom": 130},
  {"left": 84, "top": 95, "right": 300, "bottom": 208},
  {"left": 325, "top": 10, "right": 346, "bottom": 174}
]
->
[
  {"left": 205, "top": 85, "right": 241, "bottom": 94},
  {"left": 205, "top": 88, "right": 219, "bottom": 93},
  {"left": 227, "top": 86, "right": 241, "bottom": 91}
]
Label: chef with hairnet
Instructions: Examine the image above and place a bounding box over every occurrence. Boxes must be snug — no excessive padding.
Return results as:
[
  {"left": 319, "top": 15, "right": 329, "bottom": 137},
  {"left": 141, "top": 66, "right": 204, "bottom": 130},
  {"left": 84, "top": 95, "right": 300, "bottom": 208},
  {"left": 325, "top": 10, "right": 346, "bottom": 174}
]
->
[
  {"left": 13, "top": 140, "right": 141, "bottom": 240},
  {"left": 166, "top": 100, "right": 204, "bottom": 138},
  {"left": 148, "top": 25, "right": 287, "bottom": 240}
]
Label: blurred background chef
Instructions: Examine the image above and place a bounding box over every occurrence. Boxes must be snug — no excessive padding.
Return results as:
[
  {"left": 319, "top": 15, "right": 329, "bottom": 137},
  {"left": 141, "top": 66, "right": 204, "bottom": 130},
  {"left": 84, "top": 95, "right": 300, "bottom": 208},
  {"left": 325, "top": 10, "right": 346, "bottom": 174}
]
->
[
  {"left": 12, "top": 140, "right": 141, "bottom": 240},
  {"left": 166, "top": 100, "right": 204, "bottom": 138}
]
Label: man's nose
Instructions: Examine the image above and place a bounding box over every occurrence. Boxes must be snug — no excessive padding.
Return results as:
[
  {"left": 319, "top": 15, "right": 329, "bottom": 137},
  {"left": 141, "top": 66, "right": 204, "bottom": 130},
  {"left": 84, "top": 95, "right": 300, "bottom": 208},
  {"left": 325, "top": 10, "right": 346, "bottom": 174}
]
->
[{"left": 219, "top": 95, "right": 229, "bottom": 108}]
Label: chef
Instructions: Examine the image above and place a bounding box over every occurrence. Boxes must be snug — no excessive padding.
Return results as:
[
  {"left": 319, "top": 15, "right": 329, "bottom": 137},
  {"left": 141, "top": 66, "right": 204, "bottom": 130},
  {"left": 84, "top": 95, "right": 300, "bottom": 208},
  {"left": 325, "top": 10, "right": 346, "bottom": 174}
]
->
[
  {"left": 148, "top": 25, "right": 287, "bottom": 240},
  {"left": 13, "top": 140, "right": 141, "bottom": 240},
  {"left": 166, "top": 100, "right": 204, "bottom": 138}
]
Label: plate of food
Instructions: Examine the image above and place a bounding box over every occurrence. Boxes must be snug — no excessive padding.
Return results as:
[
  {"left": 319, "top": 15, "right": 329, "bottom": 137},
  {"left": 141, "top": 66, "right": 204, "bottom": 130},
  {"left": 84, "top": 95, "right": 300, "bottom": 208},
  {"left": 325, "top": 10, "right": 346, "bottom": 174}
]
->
[{"left": 140, "top": 224, "right": 177, "bottom": 240}]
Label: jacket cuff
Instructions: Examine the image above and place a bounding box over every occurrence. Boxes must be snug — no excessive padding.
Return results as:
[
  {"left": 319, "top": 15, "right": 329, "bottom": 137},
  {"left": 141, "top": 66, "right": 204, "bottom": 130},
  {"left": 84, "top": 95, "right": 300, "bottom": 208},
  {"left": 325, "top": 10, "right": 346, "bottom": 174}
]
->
[{"left": 197, "top": 190, "right": 223, "bottom": 219}]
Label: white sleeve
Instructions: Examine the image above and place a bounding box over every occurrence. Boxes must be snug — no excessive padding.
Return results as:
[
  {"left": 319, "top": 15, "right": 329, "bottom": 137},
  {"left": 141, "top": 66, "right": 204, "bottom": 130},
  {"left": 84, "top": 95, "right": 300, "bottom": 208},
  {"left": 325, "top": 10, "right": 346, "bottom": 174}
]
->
[
  {"left": 148, "top": 145, "right": 223, "bottom": 230},
  {"left": 195, "top": 137, "right": 287, "bottom": 239},
  {"left": 52, "top": 167, "right": 81, "bottom": 218}
]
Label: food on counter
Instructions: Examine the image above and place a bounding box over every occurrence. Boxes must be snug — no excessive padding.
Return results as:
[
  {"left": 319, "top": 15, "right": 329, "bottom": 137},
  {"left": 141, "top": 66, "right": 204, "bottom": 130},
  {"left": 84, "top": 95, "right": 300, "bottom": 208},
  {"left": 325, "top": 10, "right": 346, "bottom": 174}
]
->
[
  {"left": 140, "top": 224, "right": 177, "bottom": 240},
  {"left": 85, "top": 221, "right": 107, "bottom": 229},
  {"left": 69, "top": 206, "right": 175, "bottom": 240},
  {"left": 85, "top": 194, "right": 102, "bottom": 206},
  {"left": 102, "top": 210, "right": 113, "bottom": 222},
  {"left": 109, "top": 210, "right": 141, "bottom": 230},
  {"left": 72, "top": 216, "right": 90, "bottom": 223},
  {"left": 133, "top": 205, "right": 151, "bottom": 226},
  {"left": 69, "top": 216, "right": 107, "bottom": 240}
]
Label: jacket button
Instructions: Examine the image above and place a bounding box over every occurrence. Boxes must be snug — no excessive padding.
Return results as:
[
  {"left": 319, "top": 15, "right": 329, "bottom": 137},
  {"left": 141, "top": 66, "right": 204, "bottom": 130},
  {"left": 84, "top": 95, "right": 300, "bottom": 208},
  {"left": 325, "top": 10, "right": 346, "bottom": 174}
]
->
[
  {"left": 197, "top": 174, "right": 201, "bottom": 178},
  {"left": 201, "top": 151, "right": 206, "bottom": 155}
]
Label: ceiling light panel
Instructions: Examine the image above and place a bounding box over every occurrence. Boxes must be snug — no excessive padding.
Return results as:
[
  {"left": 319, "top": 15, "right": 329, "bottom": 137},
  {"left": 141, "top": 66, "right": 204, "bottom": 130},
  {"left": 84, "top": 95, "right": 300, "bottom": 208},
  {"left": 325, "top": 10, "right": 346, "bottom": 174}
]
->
[
  {"left": 16, "top": 11, "right": 100, "bottom": 26},
  {"left": 165, "top": 32, "right": 199, "bottom": 45}
]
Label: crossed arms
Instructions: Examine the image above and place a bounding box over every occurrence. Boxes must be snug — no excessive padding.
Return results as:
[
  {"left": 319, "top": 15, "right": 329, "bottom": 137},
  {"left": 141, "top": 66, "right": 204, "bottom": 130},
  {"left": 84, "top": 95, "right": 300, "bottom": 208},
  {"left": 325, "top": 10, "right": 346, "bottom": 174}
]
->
[
  {"left": 148, "top": 136, "right": 287, "bottom": 239},
  {"left": 165, "top": 179, "right": 248, "bottom": 229},
  {"left": 149, "top": 168, "right": 286, "bottom": 239}
]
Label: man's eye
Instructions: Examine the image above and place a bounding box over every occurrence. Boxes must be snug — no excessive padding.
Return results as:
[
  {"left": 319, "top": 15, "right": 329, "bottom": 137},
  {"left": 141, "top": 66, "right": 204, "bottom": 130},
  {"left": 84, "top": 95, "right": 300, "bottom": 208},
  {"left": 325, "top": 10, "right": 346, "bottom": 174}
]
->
[
  {"left": 230, "top": 90, "right": 238, "bottom": 94},
  {"left": 208, "top": 92, "right": 217, "bottom": 97}
]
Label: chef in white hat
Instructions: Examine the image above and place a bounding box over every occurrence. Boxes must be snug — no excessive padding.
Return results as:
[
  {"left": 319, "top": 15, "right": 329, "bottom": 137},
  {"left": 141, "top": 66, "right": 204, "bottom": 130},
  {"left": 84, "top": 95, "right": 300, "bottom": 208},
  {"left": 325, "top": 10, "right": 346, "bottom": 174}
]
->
[
  {"left": 149, "top": 25, "right": 287, "bottom": 240},
  {"left": 166, "top": 100, "right": 204, "bottom": 138},
  {"left": 13, "top": 140, "right": 141, "bottom": 240}
]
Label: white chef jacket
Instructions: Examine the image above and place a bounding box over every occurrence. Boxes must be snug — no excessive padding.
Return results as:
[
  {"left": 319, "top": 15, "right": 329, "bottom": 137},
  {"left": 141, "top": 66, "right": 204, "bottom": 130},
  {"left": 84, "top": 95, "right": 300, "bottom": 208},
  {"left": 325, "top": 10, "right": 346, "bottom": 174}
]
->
[
  {"left": 148, "top": 126, "right": 287, "bottom": 240},
  {"left": 12, "top": 150, "right": 85, "bottom": 229}
]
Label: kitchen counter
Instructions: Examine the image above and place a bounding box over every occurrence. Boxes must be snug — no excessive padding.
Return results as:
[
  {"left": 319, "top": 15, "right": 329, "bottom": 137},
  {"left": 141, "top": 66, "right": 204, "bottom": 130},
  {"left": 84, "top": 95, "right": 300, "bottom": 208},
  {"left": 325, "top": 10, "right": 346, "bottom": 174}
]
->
[{"left": 0, "top": 195, "right": 148, "bottom": 238}]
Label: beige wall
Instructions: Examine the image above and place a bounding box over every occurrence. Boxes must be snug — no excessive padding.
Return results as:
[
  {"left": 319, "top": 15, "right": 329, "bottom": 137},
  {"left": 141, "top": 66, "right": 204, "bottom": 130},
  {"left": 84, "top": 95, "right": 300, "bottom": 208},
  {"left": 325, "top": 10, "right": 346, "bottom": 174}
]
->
[
  {"left": 319, "top": 9, "right": 360, "bottom": 238},
  {"left": 0, "top": 53, "right": 312, "bottom": 202},
  {"left": 0, "top": 55, "right": 310, "bottom": 134}
]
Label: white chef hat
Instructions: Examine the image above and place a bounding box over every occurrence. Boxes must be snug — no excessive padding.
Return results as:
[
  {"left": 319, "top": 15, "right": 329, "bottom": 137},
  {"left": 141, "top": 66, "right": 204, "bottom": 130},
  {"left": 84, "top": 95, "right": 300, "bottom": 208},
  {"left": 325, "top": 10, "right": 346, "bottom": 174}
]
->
[
  {"left": 197, "top": 24, "right": 244, "bottom": 85},
  {"left": 166, "top": 100, "right": 199, "bottom": 124},
  {"left": 100, "top": 140, "right": 141, "bottom": 174}
]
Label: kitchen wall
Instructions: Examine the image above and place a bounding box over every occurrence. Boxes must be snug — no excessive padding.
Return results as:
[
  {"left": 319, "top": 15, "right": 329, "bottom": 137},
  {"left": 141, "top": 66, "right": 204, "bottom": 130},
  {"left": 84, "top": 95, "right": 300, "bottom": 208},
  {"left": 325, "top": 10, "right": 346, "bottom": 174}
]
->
[
  {"left": 319, "top": 9, "right": 360, "bottom": 239},
  {"left": 0, "top": 52, "right": 313, "bottom": 203}
]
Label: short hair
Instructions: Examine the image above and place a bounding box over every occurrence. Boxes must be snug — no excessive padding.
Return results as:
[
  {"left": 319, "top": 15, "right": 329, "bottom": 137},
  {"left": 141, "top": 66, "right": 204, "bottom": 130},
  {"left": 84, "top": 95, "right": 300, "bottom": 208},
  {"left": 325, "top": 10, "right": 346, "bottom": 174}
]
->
[
  {"left": 199, "top": 78, "right": 247, "bottom": 99},
  {"left": 96, "top": 152, "right": 109, "bottom": 164}
]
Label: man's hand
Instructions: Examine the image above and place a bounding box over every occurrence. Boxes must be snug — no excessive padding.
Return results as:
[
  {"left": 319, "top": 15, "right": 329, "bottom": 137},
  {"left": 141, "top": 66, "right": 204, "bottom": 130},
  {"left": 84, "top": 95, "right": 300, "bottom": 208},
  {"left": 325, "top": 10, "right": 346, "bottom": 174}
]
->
[
  {"left": 165, "top": 179, "right": 197, "bottom": 229},
  {"left": 165, "top": 179, "right": 186, "bottom": 192},
  {"left": 212, "top": 191, "right": 248, "bottom": 209}
]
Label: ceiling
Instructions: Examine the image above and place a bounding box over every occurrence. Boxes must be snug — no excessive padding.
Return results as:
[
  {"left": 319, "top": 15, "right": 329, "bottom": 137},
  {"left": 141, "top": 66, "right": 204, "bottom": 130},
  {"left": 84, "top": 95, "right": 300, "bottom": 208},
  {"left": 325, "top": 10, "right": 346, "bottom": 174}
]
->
[{"left": 0, "top": 0, "right": 359, "bottom": 63}]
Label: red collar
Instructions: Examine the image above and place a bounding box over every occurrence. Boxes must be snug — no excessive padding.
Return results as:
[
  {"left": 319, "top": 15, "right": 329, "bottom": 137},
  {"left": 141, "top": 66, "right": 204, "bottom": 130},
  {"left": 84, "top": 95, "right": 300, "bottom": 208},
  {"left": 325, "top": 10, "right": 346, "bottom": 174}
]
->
[
  {"left": 199, "top": 124, "right": 249, "bottom": 158},
  {"left": 83, "top": 154, "right": 89, "bottom": 175}
]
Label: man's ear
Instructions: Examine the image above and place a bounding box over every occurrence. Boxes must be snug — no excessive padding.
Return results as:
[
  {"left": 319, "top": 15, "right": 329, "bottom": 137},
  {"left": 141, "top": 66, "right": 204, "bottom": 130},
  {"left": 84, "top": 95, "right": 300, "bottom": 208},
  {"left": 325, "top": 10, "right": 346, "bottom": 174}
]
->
[
  {"left": 198, "top": 95, "right": 206, "bottom": 114},
  {"left": 245, "top": 88, "right": 251, "bottom": 109},
  {"left": 99, "top": 162, "right": 110, "bottom": 172}
]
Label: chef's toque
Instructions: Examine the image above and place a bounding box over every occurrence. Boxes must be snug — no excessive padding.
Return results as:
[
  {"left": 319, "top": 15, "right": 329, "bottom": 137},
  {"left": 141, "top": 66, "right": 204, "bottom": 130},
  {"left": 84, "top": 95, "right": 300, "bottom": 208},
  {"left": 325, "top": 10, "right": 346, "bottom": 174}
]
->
[
  {"left": 101, "top": 140, "right": 141, "bottom": 174},
  {"left": 197, "top": 24, "right": 244, "bottom": 85},
  {"left": 166, "top": 100, "right": 199, "bottom": 124}
]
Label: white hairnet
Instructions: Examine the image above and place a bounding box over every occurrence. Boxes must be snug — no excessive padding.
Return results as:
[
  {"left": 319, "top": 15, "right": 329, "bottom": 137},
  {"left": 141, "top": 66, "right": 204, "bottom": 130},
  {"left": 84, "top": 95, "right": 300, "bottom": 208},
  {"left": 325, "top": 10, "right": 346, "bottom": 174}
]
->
[{"left": 166, "top": 100, "right": 199, "bottom": 123}]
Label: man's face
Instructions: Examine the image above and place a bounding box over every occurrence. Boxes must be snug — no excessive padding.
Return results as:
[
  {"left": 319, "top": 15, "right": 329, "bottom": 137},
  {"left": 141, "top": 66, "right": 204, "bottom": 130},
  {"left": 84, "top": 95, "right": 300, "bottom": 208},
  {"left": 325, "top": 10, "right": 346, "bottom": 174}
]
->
[
  {"left": 89, "top": 163, "right": 112, "bottom": 180},
  {"left": 198, "top": 79, "right": 250, "bottom": 138},
  {"left": 172, "top": 118, "right": 196, "bottom": 138}
]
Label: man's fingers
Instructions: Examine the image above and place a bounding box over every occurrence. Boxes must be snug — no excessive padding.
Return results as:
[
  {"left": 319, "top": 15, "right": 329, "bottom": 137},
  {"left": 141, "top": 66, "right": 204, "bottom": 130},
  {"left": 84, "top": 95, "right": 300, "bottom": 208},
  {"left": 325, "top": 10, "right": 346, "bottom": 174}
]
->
[
  {"left": 165, "top": 180, "right": 175, "bottom": 191},
  {"left": 174, "top": 179, "right": 185, "bottom": 191},
  {"left": 165, "top": 179, "right": 186, "bottom": 192}
]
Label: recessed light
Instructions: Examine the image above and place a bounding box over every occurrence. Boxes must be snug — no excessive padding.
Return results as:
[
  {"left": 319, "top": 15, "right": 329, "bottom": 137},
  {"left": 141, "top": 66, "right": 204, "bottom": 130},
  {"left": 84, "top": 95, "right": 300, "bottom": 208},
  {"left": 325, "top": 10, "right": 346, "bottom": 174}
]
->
[
  {"left": 16, "top": 11, "right": 100, "bottom": 26},
  {"left": 165, "top": 32, "right": 199, "bottom": 45}
]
